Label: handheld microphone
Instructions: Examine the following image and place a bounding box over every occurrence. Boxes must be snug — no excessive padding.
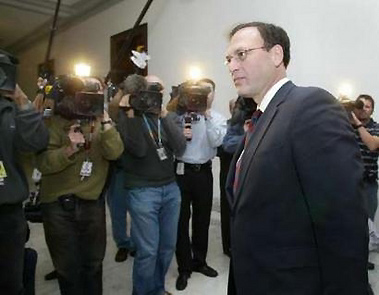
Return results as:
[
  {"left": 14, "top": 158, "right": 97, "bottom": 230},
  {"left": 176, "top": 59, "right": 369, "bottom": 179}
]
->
[{"left": 184, "top": 115, "right": 192, "bottom": 141}]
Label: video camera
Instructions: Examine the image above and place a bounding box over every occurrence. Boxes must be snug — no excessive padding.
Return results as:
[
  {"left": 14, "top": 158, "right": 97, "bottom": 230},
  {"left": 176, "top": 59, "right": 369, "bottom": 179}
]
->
[
  {"left": 0, "top": 50, "right": 18, "bottom": 93},
  {"left": 339, "top": 97, "right": 364, "bottom": 120},
  {"left": 229, "top": 96, "right": 257, "bottom": 126},
  {"left": 119, "top": 74, "right": 163, "bottom": 115},
  {"left": 177, "top": 80, "right": 211, "bottom": 114},
  {"left": 129, "top": 82, "right": 163, "bottom": 114},
  {"left": 45, "top": 75, "right": 104, "bottom": 119}
]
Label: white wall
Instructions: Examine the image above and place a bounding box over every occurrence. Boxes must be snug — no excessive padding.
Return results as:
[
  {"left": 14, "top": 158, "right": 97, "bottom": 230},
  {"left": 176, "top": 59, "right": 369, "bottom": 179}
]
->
[{"left": 18, "top": 0, "right": 379, "bottom": 119}]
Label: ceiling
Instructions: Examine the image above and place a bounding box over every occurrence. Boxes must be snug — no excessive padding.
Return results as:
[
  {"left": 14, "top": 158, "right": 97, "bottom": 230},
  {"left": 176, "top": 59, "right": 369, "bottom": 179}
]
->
[{"left": 0, "top": 0, "right": 124, "bottom": 54}]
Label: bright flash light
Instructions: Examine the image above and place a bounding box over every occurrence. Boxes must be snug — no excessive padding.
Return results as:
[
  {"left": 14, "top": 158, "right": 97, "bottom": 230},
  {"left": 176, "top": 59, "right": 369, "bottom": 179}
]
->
[
  {"left": 188, "top": 65, "right": 202, "bottom": 81},
  {"left": 337, "top": 83, "right": 353, "bottom": 99},
  {"left": 74, "top": 63, "right": 91, "bottom": 77}
]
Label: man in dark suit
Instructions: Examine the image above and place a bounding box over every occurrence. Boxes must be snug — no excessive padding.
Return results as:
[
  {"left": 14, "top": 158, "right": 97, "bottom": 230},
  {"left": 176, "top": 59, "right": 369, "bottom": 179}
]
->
[{"left": 224, "top": 22, "right": 369, "bottom": 295}]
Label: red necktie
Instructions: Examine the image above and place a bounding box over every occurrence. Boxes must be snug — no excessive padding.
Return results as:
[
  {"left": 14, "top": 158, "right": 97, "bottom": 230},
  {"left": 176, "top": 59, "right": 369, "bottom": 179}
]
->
[{"left": 233, "top": 110, "right": 263, "bottom": 194}]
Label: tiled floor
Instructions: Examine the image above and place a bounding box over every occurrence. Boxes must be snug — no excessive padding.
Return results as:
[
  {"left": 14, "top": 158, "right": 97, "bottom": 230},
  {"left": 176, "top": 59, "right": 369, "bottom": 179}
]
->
[
  {"left": 27, "top": 209, "right": 230, "bottom": 295},
  {"left": 26, "top": 208, "right": 379, "bottom": 295},
  {"left": 26, "top": 154, "right": 379, "bottom": 295}
]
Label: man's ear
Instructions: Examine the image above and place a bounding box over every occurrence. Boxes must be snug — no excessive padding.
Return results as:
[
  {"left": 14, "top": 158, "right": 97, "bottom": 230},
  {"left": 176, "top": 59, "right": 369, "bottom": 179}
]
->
[{"left": 270, "top": 44, "right": 284, "bottom": 68}]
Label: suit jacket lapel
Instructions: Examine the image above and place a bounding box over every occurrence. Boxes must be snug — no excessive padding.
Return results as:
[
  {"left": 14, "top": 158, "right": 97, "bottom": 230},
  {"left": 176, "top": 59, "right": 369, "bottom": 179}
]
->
[
  {"left": 225, "top": 137, "right": 245, "bottom": 208},
  {"left": 232, "top": 81, "right": 295, "bottom": 209}
]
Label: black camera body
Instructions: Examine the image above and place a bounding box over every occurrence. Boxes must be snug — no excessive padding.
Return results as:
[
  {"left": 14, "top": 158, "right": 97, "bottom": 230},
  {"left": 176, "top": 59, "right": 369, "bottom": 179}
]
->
[
  {"left": 340, "top": 98, "right": 364, "bottom": 120},
  {"left": 0, "top": 50, "right": 18, "bottom": 92},
  {"left": 229, "top": 96, "right": 257, "bottom": 126},
  {"left": 45, "top": 75, "right": 104, "bottom": 119},
  {"left": 177, "top": 81, "right": 210, "bottom": 114},
  {"left": 129, "top": 82, "right": 163, "bottom": 114}
]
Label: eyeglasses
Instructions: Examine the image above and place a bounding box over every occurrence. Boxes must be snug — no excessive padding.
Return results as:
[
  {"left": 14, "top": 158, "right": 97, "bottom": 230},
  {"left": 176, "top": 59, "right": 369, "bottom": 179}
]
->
[{"left": 224, "top": 47, "right": 265, "bottom": 65}]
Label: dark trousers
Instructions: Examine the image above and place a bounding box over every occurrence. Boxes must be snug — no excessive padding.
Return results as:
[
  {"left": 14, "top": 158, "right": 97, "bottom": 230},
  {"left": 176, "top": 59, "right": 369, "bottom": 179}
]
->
[
  {"left": 41, "top": 196, "right": 106, "bottom": 295},
  {"left": 175, "top": 162, "right": 213, "bottom": 274},
  {"left": 218, "top": 149, "right": 233, "bottom": 256},
  {"left": 0, "top": 203, "right": 27, "bottom": 295},
  {"left": 23, "top": 248, "right": 37, "bottom": 295}
]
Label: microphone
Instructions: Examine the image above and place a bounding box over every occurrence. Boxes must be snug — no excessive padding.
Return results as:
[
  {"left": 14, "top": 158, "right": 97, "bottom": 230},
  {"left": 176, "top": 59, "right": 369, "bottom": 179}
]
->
[{"left": 184, "top": 115, "right": 192, "bottom": 141}]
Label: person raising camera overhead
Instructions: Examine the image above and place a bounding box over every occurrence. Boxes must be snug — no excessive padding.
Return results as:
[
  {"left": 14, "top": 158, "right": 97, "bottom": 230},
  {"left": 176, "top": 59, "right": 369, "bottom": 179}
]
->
[
  {"left": 116, "top": 74, "right": 186, "bottom": 295},
  {"left": 36, "top": 75, "right": 124, "bottom": 295},
  {"left": 174, "top": 78, "right": 227, "bottom": 291},
  {"left": 0, "top": 49, "right": 49, "bottom": 295}
]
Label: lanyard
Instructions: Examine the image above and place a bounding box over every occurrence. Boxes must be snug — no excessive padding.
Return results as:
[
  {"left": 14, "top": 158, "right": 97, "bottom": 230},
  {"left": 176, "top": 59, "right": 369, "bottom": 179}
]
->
[
  {"left": 142, "top": 114, "right": 162, "bottom": 148},
  {"left": 79, "top": 119, "right": 95, "bottom": 160}
]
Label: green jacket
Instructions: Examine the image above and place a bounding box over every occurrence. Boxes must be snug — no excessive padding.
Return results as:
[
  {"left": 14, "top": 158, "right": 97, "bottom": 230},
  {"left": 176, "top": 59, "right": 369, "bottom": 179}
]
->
[{"left": 37, "top": 115, "right": 124, "bottom": 203}]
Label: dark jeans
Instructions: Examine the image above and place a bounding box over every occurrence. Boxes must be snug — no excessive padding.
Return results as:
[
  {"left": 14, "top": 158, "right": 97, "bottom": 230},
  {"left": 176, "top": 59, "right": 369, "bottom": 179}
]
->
[
  {"left": 127, "top": 182, "right": 181, "bottom": 295},
  {"left": 107, "top": 168, "right": 134, "bottom": 250},
  {"left": 41, "top": 196, "right": 106, "bottom": 295},
  {"left": 0, "top": 203, "right": 27, "bottom": 295},
  {"left": 363, "top": 180, "right": 378, "bottom": 221},
  {"left": 175, "top": 162, "right": 213, "bottom": 274}
]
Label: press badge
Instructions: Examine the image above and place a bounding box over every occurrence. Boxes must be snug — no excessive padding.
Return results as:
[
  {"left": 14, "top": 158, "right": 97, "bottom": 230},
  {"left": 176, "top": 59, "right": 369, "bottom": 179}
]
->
[
  {"left": 156, "top": 147, "right": 168, "bottom": 161},
  {"left": 176, "top": 162, "right": 185, "bottom": 175},
  {"left": 80, "top": 161, "right": 93, "bottom": 179},
  {"left": 0, "top": 161, "right": 7, "bottom": 186}
]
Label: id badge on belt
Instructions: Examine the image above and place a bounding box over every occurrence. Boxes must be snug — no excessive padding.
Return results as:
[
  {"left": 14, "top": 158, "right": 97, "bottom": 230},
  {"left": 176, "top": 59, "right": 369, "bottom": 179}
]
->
[
  {"left": 0, "top": 161, "right": 7, "bottom": 186},
  {"left": 80, "top": 160, "right": 93, "bottom": 180},
  {"left": 156, "top": 147, "right": 168, "bottom": 161},
  {"left": 176, "top": 162, "right": 184, "bottom": 175}
]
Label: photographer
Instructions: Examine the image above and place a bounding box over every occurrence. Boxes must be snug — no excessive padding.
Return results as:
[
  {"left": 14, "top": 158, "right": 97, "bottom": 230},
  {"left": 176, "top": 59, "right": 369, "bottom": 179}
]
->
[
  {"left": 36, "top": 75, "right": 124, "bottom": 295},
  {"left": 0, "top": 50, "right": 49, "bottom": 294},
  {"left": 175, "top": 78, "right": 227, "bottom": 291},
  {"left": 117, "top": 74, "right": 186, "bottom": 295},
  {"left": 351, "top": 94, "right": 379, "bottom": 222}
]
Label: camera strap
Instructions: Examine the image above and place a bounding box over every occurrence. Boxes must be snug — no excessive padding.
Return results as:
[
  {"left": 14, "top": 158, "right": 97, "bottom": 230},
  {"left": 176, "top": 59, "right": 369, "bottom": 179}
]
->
[
  {"left": 142, "top": 114, "right": 168, "bottom": 161},
  {"left": 80, "top": 120, "right": 95, "bottom": 180}
]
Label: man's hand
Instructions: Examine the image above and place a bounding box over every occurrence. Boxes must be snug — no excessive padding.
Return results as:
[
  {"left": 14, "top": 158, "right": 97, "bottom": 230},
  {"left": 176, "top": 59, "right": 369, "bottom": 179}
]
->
[
  {"left": 65, "top": 124, "right": 85, "bottom": 157},
  {"left": 351, "top": 112, "right": 362, "bottom": 126},
  {"left": 37, "top": 77, "right": 47, "bottom": 90},
  {"left": 183, "top": 127, "right": 192, "bottom": 140},
  {"left": 160, "top": 106, "right": 168, "bottom": 118},
  {"left": 2, "top": 84, "right": 30, "bottom": 107},
  {"left": 243, "top": 119, "right": 251, "bottom": 133},
  {"left": 119, "top": 94, "right": 134, "bottom": 118},
  {"left": 101, "top": 110, "right": 113, "bottom": 131}
]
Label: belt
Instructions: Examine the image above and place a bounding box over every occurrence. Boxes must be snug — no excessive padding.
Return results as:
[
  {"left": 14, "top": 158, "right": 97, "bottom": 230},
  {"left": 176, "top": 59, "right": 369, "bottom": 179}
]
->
[
  {"left": 57, "top": 194, "right": 102, "bottom": 211},
  {"left": 182, "top": 161, "right": 212, "bottom": 172}
]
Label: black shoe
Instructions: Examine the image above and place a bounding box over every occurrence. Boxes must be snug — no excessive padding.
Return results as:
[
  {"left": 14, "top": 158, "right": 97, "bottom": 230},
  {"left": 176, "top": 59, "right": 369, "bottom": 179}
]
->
[
  {"left": 192, "top": 265, "right": 218, "bottom": 277},
  {"left": 368, "top": 262, "right": 375, "bottom": 270},
  {"left": 44, "top": 270, "right": 58, "bottom": 281},
  {"left": 176, "top": 273, "right": 190, "bottom": 291},
  {"left": 223, "top": 250, "right": 231, "bottom": 258},
  {"left": 115, "top": 248, "right": 129, "bottom": 262}
]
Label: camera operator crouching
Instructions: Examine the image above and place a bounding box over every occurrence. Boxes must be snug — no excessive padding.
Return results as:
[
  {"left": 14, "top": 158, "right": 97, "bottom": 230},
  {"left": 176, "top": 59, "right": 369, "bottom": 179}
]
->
[
  {"left": 36, "top": 75, "right": 124, "bottom": 295},
  {"left": 173, "top": 78, "right": 227, "bottom": 291},
  {"left": 116, "top": 74, "right": 186, "bottom": 295},
  {"left": 0, "top": 50, "right": 49, "bottom": 294}
]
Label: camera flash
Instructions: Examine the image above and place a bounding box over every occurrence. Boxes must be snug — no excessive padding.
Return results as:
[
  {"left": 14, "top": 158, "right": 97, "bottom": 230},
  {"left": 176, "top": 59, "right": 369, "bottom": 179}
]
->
[
  {"left": 188, "top": 65, "right": 202, "bottom": 81},
  {"left": 337, "top": 83, "right": 353, "bottom": 99},
  {"left": 75, "top": 63, "right": 91, "bottom": 77}
]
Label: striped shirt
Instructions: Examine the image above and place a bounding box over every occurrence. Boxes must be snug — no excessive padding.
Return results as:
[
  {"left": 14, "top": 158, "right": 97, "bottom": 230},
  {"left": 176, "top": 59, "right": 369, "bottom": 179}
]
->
[{"left": 355, "top": 118, "right": 379, "bottom": 181}]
